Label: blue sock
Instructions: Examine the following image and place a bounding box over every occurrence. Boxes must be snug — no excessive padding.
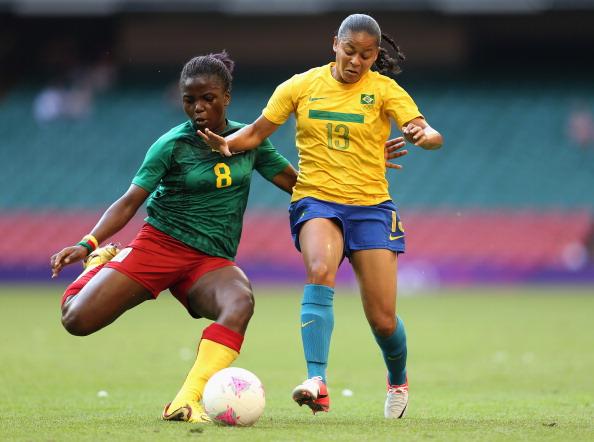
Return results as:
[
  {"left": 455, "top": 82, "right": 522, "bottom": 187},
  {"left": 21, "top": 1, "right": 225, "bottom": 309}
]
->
[
  {"left": 373, "top": 316, "right": 407, "bottom": 386},
  {"left": 300, "top": 284, "right": 334, "bottom": 384}
]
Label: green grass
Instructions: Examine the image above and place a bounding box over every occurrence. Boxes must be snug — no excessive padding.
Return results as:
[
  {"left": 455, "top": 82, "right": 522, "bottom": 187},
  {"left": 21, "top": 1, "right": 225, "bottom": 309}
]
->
[{"left": 0, "top": 284, "right": 593, "bottom": 441}]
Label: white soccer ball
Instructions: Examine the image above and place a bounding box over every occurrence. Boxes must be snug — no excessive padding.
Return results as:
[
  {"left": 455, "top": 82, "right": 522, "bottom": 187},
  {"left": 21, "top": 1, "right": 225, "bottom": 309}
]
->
[{"left": 202, "top": 367, "right": 266, "bottom": 426}]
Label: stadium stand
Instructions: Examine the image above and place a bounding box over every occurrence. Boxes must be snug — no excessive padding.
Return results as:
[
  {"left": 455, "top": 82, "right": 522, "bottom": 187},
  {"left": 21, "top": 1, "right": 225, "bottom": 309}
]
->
[{"left": 1, "top": 74, "right": 593, "bottom": 285}]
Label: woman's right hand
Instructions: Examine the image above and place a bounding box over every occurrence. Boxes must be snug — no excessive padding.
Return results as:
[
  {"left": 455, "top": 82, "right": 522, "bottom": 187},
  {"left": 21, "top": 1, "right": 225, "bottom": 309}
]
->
[
  {"left": 384, "top": 137, "right": 408, "bottom": 169},
  {"left": 51, "top": 245, "right": 87, "bottom": 279}
]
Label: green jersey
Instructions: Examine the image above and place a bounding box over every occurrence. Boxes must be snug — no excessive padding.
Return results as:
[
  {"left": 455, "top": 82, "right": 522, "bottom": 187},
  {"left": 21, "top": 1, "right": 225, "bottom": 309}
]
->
[{"left": 132, "top": 120, "right": 290, "bottom": 260}]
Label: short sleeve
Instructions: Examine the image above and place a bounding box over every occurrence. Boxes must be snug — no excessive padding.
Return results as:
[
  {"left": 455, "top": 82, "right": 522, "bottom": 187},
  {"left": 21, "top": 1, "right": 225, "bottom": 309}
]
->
[
  {"left": 254, "top": 138, "right": 290, "bottom": 181},
  {"left": 262, "top": 77, "right": 296, "bottom": 125},
  {"left": 384, "top": 80, "right": 423, "bottom": 128},
  {"left": 131, "top": 137, "right": 174, "bottom": 192}
]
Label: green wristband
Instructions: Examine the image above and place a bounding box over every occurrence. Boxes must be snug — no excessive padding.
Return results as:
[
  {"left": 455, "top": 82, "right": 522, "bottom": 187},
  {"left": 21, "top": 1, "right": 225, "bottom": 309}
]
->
[{"left": 76, "top": 241, "right": 93, "bottom": 256}]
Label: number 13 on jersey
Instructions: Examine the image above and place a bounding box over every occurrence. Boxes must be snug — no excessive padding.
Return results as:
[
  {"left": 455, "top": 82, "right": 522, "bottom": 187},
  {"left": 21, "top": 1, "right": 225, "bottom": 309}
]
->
[{"left": 326, "top": 123, "right": 350, "bottom": 150}]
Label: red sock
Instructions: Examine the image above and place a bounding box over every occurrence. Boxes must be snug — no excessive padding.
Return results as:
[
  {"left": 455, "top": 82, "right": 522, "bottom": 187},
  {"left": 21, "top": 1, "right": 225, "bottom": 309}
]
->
[{"left": 202, "top": 323, "right": 245, "bottom": 353}]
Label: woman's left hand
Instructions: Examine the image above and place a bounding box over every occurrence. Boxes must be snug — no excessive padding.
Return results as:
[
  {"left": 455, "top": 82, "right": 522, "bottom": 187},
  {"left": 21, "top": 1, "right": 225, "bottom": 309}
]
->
[
  {"left": 384, "top": 137, "right": 408, "bottom": 169},
  {"left": 197, "top": 128, "right": 232, "bottom": 157}
]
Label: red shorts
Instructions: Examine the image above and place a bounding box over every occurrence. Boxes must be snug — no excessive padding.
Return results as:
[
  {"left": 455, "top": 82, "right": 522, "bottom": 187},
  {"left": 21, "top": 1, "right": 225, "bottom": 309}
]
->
[{"left": 105, "top": 223, "right": 235, "bottom": 315}]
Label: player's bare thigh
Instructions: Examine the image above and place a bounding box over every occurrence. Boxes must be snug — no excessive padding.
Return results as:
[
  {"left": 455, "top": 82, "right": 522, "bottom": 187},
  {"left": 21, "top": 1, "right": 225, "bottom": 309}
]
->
[
  {"left": 61, "top": 267, "right": 153, "bottom": 335},
  {"left": 186, "top": 265, "right": 254, "bottom": 335},
  {"left": 351, "top": 248, "right": 398, "bottom": 337},
  {"left": 299, "top": 218, "right": 344, "bottom": 287}
]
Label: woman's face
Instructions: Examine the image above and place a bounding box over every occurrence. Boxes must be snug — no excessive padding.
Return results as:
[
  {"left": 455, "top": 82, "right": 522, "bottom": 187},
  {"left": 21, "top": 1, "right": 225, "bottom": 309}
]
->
[
  {"left": 332, "top": 30, "right": 379, "bottom": 84},
  {"left": 181, "top": 74, "right": 230, "bottom": 134}
]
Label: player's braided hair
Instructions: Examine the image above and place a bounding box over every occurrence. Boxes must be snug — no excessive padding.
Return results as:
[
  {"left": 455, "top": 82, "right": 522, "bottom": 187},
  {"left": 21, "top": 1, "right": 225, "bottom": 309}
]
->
[
  {"left": 377, "top": 32, "right": 405, "bottom": 76},
  {"left": 179, "top": 50, "right": 235, "bottom": 92},
  {"left": 337, "top": 14, "right": 405, "bottom": 76}
]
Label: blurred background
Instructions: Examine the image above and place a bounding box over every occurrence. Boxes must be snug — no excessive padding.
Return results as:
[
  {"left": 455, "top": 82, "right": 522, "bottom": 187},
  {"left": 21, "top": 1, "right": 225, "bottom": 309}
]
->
[{"left": 1, "top": 0, "right": 593, "bottom": 290}]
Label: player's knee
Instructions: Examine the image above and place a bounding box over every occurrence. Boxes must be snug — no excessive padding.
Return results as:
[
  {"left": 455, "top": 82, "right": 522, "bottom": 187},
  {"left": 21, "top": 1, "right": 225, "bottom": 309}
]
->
[
  {"left": 306, "top": 261, "right": 335, "bottom": 285},
  {"left": 369, "top": 316, "right": 397, "bottom": 338},
  {"left": 232, "top": 290, "right": 255, "bottom": 320},
  {"left": 220, "top": 289, "right": 254, "bottom": 327},
  {"left": 61, "top": 305, "right": 95, "bottom": 336}
]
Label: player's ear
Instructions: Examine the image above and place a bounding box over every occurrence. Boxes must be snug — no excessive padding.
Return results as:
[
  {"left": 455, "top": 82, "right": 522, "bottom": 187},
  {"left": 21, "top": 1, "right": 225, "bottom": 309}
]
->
[
  {"left": 332, "top": 36, "right": 339, "bottom": 53},
  {"left": 224, "top": 91, "right": 230, "bottom": 106}
]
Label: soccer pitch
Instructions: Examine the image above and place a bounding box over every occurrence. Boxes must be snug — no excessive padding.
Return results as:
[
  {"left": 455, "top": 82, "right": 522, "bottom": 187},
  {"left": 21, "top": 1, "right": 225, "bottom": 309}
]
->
[{"left": 0, "top": 284, "right": 592, "bottom": 441}]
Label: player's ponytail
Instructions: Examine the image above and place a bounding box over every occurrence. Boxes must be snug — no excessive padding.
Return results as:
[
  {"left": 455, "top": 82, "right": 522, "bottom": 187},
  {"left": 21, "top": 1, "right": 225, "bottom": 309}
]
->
[
  {"left": 376, "top": 33, "right": 405, "bottom": 76},
  {"left": 210, "top": 50, "right": 235, "bottom": 77}
]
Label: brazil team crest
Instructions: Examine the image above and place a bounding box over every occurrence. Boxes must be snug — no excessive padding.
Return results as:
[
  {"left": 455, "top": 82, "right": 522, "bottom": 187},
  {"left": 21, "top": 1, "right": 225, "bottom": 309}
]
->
[{"left": 360, "top": 94, "right": 375, "bottom": 111}]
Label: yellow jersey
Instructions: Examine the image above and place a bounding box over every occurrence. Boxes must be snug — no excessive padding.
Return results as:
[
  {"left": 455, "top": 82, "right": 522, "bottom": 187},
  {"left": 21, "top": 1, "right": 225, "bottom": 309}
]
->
[{"left": 263, "top": 62, "right": 422, "bottom": 205}]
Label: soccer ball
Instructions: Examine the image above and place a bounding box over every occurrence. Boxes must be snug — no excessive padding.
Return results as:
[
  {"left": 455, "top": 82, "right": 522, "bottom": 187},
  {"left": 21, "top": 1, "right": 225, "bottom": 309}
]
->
[{"left": 202, "top": 367, "right": 266, "bottom": 426}]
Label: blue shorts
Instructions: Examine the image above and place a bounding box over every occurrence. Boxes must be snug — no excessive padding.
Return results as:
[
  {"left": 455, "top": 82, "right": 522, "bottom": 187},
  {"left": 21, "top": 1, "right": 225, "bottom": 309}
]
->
[{"left": 288, "top": 197, "right": 405, "bottom": 260}]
